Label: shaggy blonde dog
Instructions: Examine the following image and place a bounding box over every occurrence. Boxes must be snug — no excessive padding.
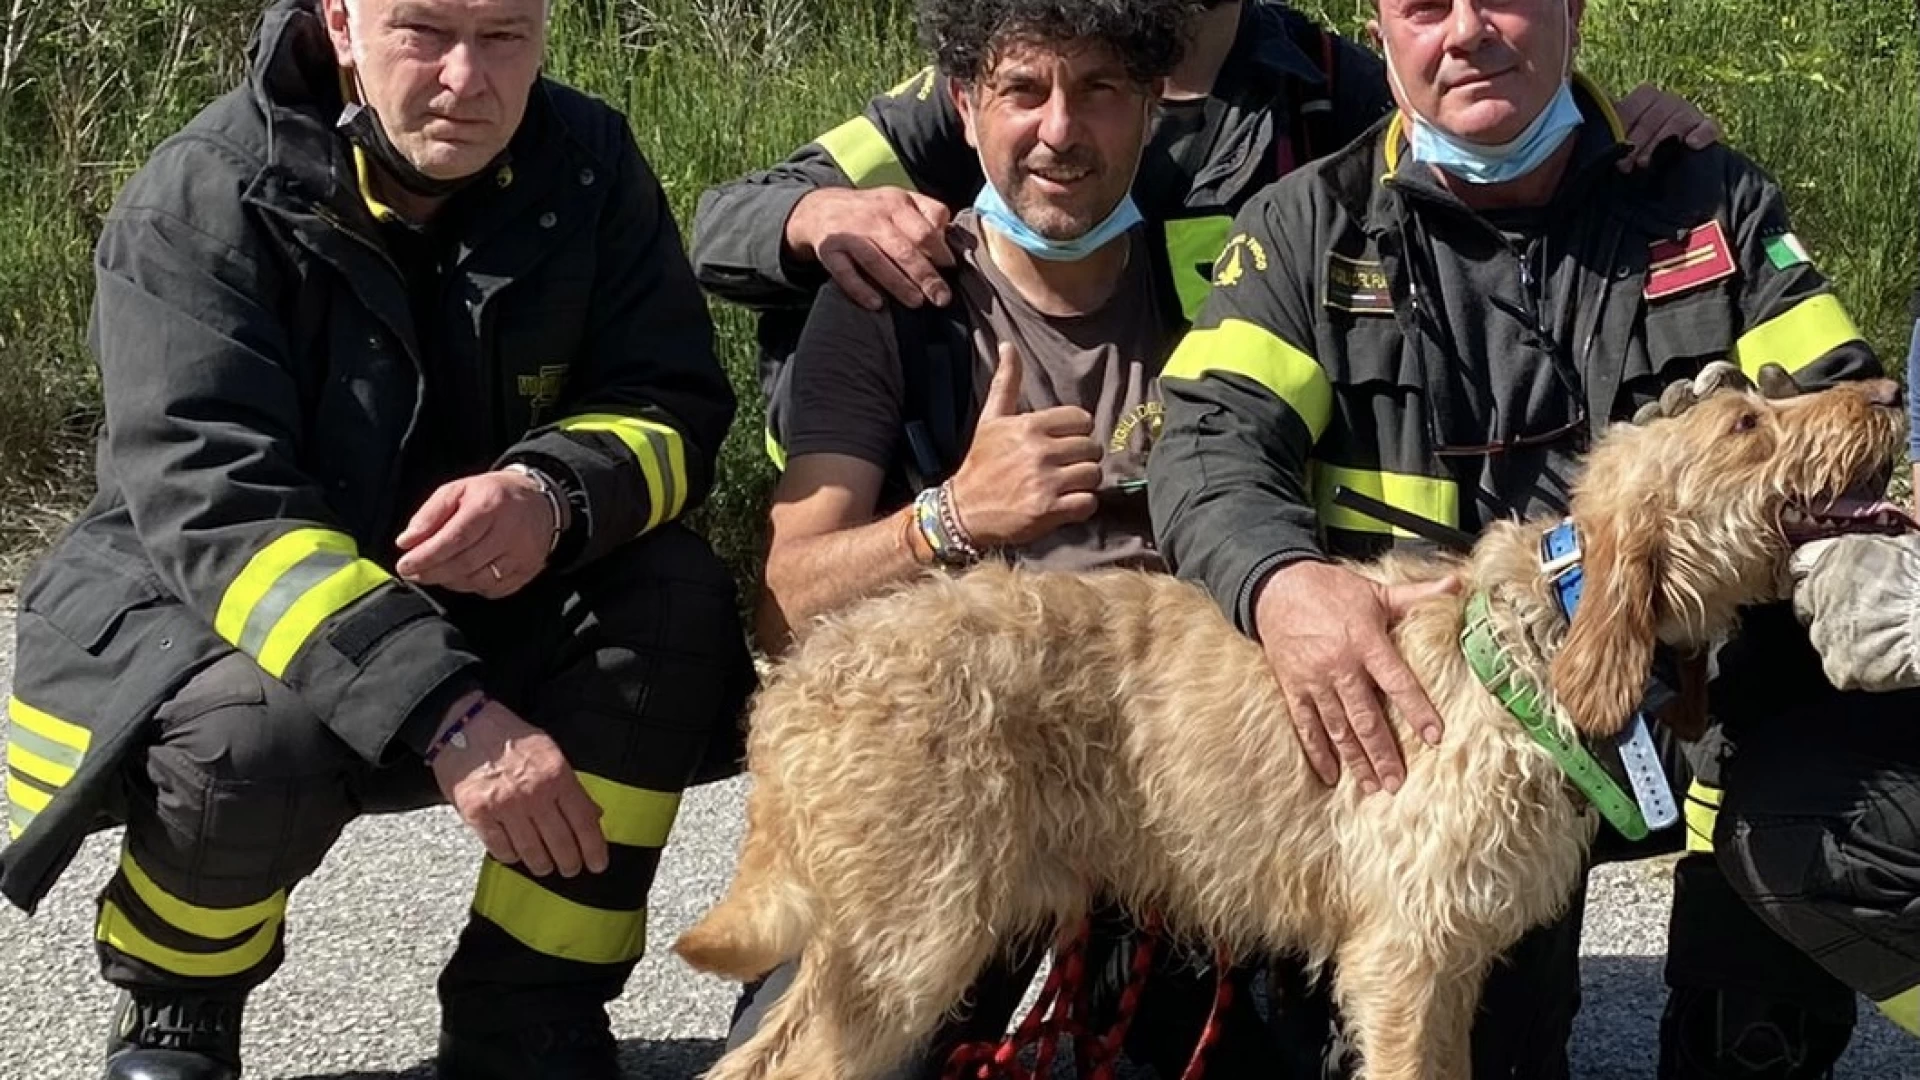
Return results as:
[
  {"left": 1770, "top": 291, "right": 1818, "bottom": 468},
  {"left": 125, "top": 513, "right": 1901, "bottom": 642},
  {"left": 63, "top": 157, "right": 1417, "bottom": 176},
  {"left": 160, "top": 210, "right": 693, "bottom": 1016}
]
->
[{"left": 678, "top": 379, "right": 1904, "bottom": 1080}]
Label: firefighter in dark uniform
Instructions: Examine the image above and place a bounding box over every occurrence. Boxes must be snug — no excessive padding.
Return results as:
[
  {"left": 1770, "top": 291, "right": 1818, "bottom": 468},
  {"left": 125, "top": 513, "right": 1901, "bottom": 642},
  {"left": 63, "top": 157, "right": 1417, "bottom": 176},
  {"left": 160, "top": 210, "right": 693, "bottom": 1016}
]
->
[
  {"left": 1620, "top": 357, "right": 1920, "bottom": 1056},
  {"left": 686, "top": 0, "right": 1719, "bottom": 463},
  {"left": 1147, "top": 0, "right": 1881, "bottom": 1076},
  {"left": 0, "top": 1, "right": 753, "bottom": 1078}
]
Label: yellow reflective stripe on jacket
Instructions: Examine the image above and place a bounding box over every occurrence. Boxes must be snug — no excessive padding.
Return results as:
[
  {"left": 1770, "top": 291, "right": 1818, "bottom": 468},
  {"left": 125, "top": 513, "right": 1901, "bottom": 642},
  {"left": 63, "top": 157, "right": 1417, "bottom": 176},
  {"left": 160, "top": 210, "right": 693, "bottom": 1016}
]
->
[
  {"left": 1164, "top": 216, "right": 1234, "bottom": 322},
  {"left": 1311, "top": 464, "right": 1458, "bottom": 537},
  {"left": 10, "top": 695, "right": 91, "bottom": 756},
  {"left": 1685, "top": 780, "right": 1722, "bottom": 854},
  {"left": 1876, "top": 985, "right": 1920, "bottom": 1036},
  {"left": 1164, "top": 319, "right": 1334, "bottom": 441},
  {"left": 8, "top": 696, "right": 88, "bottom": 791},
  {"left": 560, "top": 413, "right": 689, "bottom": 531},
  {"left": 214, "top": 529, "right": 391, "bottom": 678},
  {"left": 7, "top": 743, "right": 75, "bottom": 788},
  {"left": 576, "top": 773, "right": 682, "bottom": 849},
  {"left": 6, "top": 772, "right": 50, "bottom": 819},
  {"left": 765, "top": 425, "right": 788, "bottom": 471},
  {"left": 120, "top": 850, "right": 288, "bottom": 941},
  {"left": 96, "top": 900, "right": 281, "bottom": 979},
  {"left": 1735, "top": 294, "right": 1864, "bottom": 378},
  {"left": 472, "top": 859, "right": 648, "bottom": 964},
  {"left": 815, "top": 115, "right": 914, "bottom": 191}
]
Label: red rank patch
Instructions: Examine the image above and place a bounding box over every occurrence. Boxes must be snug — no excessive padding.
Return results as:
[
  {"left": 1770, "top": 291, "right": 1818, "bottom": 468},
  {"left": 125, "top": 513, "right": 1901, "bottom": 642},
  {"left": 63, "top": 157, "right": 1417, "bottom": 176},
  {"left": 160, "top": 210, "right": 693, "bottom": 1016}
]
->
[{"left": 1645, "top": 220, "right": 1737, "bottom": 301}]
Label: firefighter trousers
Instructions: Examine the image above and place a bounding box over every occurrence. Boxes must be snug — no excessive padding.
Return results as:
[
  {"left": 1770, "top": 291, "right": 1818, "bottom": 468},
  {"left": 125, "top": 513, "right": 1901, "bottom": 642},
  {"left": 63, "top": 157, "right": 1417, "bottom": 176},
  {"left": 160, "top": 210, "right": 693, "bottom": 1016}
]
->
[
  {"left": 84, "top": 525, "right": 754, "bottom": 1035},
  {"left": 1661, "top": 605, "right": 1920, "bottom": 1077}
]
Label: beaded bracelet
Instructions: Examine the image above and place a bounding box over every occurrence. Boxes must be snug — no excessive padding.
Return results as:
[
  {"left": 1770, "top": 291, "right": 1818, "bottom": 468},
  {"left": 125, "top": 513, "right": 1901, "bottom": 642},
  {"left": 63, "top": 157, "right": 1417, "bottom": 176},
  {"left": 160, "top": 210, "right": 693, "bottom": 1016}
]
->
[
  {"left": 424, "top": 694, "right": 488, "bottom": 765},
  {"left": 912, "top": 484, "right": 982, "bottom": 567},
  {"left": 936, "top": 480, "right": 983, "bottom": 563}
]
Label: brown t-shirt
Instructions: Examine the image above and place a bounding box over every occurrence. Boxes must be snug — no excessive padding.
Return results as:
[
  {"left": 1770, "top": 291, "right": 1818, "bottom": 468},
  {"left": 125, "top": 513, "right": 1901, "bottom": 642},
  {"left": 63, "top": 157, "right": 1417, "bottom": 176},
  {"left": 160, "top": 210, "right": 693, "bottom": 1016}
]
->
[{"left": 782, "top": 211, "right": 1175, "bottom": 572}]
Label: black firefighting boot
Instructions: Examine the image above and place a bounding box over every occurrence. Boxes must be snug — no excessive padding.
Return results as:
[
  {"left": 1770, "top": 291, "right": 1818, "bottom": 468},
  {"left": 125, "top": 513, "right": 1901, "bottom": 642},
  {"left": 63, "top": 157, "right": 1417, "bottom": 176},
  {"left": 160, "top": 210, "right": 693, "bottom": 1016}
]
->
[
  {"left": 436, "top": 1009, "right": 621, "bottom": 1080},
  {"left": 1658, "top": 985, "right": 1851, "bottom": 1080},
  {"left": 102, "top": 991, "right": 243, "bottom": 1080}
]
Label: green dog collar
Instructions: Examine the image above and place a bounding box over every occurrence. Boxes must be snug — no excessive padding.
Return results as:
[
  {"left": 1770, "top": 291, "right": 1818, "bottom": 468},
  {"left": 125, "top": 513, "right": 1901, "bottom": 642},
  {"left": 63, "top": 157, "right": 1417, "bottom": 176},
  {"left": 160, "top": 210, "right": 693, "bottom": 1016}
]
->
[{"left": 1460, "top": 592, "right": 1650, "bottom": 841}]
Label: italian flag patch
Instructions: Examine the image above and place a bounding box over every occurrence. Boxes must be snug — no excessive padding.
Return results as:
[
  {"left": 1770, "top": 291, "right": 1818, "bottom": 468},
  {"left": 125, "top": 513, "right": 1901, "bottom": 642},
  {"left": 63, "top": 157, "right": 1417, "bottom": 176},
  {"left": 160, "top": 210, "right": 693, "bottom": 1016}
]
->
[{"left": 1765, "top": 232, "right": 1811, "bottom": 270}]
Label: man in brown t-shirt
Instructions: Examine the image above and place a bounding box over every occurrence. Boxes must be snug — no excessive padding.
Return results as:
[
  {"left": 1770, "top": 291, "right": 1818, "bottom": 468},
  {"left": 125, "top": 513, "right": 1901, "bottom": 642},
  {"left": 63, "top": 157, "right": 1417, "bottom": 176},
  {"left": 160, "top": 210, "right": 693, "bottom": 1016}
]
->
[
  {"left": 736, "top": 0, "right": 1291, "bottom": 1076},
  {"left": 756, "top": 15, "right": 1183, "bottom": 653}
]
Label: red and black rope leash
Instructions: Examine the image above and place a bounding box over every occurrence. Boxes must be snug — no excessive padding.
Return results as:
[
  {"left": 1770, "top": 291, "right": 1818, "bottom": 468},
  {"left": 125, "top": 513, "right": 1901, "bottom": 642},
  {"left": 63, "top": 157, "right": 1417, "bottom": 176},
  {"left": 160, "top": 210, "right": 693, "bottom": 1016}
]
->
[{"left": 941, "top": 915, "right": 1232, "bottom": 1080}]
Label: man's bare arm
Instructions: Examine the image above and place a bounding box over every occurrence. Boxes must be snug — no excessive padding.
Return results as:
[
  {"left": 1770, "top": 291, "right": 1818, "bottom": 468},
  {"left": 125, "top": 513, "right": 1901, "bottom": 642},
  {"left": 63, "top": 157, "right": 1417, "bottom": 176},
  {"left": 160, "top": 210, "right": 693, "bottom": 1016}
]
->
[{"left": 757, "top": 453, "right": 927, "bottom": 655}]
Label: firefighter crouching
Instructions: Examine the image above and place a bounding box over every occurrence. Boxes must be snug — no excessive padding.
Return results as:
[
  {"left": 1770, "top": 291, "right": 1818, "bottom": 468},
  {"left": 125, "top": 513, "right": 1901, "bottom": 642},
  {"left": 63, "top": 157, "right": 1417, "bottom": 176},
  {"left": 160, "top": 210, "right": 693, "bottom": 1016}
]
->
[{"left": 0, "top": 1, "right": 754, "bottom": 1078}]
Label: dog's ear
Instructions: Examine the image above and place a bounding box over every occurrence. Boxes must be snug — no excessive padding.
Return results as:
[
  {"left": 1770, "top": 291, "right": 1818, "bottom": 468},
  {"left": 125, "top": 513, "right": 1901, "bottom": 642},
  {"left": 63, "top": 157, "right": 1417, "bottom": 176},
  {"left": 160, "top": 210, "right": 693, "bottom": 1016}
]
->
[{"left": 1549, "top": 502, "right": 1662, "bottom": 740}]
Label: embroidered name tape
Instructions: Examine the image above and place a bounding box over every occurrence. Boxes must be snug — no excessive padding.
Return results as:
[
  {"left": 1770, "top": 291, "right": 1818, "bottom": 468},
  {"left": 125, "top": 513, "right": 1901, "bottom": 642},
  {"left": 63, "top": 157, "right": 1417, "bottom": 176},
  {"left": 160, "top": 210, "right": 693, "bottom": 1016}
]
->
[{"left": 1325, "top": 252, "right": 1392, "bottom": 314}]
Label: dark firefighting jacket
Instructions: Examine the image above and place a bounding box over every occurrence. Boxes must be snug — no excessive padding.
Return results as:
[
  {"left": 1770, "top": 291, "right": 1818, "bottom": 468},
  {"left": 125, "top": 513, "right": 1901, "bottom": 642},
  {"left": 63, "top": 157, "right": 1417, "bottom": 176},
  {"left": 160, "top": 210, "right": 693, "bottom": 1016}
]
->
[
  {"left": 0, "top": 0, "right": 733, "bottom": 911},
  {"left": 1149, "top": 80, "right": 1880, "bottom": 632},
  {"left": 689, "top": 0, "right": 1395, "bottom": 455}
]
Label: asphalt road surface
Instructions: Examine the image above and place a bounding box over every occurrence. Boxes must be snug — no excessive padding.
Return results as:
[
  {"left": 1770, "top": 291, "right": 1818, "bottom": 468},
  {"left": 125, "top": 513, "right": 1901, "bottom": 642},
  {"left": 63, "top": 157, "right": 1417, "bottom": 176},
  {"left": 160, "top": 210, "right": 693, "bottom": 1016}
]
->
[{"left": 1, "top": 602, "right": 1914, "bottom": 1079}]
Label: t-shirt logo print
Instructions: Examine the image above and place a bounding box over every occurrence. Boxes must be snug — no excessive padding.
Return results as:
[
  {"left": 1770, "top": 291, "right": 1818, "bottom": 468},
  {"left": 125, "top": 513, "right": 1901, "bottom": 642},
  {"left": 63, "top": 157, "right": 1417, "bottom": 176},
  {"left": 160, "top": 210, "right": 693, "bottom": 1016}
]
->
[{"left": 1110, "top": 399, "right": 1164, "bottom": 455}]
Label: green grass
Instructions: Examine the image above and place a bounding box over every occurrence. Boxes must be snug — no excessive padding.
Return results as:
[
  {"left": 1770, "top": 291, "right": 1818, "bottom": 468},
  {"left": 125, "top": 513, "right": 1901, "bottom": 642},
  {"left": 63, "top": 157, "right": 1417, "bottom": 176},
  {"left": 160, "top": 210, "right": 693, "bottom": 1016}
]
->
[{"left": 0, "top": 0, "right": 1912, "bottom": 587}]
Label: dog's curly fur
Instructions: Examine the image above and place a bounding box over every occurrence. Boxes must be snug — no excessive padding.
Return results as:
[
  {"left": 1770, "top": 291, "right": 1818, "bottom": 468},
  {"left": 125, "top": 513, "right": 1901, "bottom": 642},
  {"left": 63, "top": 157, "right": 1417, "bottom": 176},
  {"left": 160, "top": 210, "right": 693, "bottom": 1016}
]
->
[{"left": 678, "top": 380, "right": 1903, "bottom": 1080}]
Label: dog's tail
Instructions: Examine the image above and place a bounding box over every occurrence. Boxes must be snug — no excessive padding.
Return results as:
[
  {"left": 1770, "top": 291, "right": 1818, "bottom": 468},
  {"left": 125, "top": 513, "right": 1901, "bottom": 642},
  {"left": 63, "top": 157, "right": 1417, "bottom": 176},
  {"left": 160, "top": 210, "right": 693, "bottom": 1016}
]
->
[{"left": 675, "top": 827, "right": 812, "bottom": 981}]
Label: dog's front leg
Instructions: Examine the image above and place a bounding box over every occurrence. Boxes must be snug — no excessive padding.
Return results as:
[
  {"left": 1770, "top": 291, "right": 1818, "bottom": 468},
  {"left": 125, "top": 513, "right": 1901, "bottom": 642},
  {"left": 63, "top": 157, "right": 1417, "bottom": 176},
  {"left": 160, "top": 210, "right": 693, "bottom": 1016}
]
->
[{"left": 1331, "top": 931, "right": 1483, "bottom": 1080}]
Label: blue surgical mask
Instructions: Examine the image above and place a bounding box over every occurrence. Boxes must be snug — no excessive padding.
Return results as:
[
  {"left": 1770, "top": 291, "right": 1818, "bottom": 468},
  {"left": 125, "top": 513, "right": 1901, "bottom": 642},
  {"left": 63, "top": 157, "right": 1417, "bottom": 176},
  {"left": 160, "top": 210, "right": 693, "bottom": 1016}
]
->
[
  {"left": 1385, "top": 0, "right": 1584, "bottom": 186},
  {"left": 1405, "top": 81, "right": 1582, "bottom": 185},
  {"left": 973, "top": 177, "right": 1143, "bottom": 262}
]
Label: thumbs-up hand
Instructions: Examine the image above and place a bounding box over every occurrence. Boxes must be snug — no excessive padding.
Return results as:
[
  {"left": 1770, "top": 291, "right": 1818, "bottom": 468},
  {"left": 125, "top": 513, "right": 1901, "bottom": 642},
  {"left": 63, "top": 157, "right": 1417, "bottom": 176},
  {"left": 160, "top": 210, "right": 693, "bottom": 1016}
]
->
[{"left": 947, "top": 342, "right": 1103, "bottom": 549}]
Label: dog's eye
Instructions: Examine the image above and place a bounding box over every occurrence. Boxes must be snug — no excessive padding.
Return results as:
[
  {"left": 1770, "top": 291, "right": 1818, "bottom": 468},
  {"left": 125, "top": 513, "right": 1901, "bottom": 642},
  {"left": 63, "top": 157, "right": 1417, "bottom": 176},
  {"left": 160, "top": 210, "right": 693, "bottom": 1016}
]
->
[{"left": 1731, "top": 411, "right": 1761, "bottom": 433}]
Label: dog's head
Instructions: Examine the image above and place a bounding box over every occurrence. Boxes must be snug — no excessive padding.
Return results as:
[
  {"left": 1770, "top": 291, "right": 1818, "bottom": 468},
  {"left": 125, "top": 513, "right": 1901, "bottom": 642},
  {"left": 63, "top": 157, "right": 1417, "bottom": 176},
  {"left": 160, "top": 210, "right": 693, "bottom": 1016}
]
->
[{"left": 1548, "top": 377, "right": 1908, "bottom": 738}]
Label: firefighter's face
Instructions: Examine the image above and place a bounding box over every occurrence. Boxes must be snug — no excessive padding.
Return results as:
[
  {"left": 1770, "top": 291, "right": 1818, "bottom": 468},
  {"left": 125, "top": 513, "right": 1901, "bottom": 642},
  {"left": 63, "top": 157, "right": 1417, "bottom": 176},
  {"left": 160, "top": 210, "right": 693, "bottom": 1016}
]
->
[
  {"left": 954, "top": 40, "right": 1159, "bottom": 241},
  {"left": 325, "top": 0, "right": 546, "bottom": 180},
  {"left": 1373, "top": 0, "right": 1585, "bottom": 145}
]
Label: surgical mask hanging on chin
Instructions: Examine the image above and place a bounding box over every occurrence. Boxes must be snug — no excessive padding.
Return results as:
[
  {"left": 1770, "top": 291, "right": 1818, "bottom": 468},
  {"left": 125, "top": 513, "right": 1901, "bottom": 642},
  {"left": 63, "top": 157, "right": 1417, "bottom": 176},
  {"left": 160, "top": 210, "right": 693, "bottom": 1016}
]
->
[
  {"left": 1386, "top": 0, "right": 1583, "bottom": 185},
  {"left": 337, "top": 65, "right": 489, "bottom": 200},
  {"left": 1405, "top": 82, "right": 1582, "bottom": 185},
  {"left": 972, "top": 179, "right": 1143, "bottom": 262}
]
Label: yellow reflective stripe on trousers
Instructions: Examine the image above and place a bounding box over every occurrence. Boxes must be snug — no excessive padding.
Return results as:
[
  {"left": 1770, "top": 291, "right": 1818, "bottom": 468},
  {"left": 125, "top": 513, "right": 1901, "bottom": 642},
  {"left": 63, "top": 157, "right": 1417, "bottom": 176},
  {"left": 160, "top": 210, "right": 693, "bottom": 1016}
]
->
[
  {"left": 1876, "top": 985, "right": 1920, "bottom": 1036},
  {"left": 1163, "top": 319, "right": 1334, "bottom": 441},
  {"left": 1685, "top": 780, "right": 1722, "bottom": 854},
  {"left": 214, "top": 528, "right": 392, "bottom": 677},
  {"left": 96, "top": 900, "right": 281, "bottom": 979},
  {"left": 1163, "top": 216, "right": 1234, "bottom": 322},
  {"left": 473, "top": 859, "right": 648, "bottom": 965},
  {"left": 576, "top": 773, "right": 682, "bottom": 849},
  {"left": 1312, "top": 463, "right": 1458, "bottom": 537},
  {"left": 1734, "top": 294, "right": 1864, "bottom": 378},
  {"left": 814, "top": 115, "right": 914, "bottom": 191},
  {"left": 560, "top": 414, "right": 689, "bottom": 530},
  {"left": 119, "top": 850, "right": 288, "bottom": 941}
]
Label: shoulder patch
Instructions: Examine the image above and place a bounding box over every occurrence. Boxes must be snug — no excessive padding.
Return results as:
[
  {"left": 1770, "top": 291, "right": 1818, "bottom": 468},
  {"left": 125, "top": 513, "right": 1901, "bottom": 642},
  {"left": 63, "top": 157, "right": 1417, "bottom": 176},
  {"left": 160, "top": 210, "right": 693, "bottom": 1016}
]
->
[
  {"left": 886, "top": 67, "right": 938, "bottom": 101},
  {"left": 1323, "top": 252, "right": 1392, "bottom": 315},
  {"left": 1646, "top": 221, "right": 1737, "bottom": 301},
  {"left": 1764, "top": 231, "right": 1812, "bottom": 271},
  {"left": 1212, "top": 233, "right": 1269, "bottom": 289}
]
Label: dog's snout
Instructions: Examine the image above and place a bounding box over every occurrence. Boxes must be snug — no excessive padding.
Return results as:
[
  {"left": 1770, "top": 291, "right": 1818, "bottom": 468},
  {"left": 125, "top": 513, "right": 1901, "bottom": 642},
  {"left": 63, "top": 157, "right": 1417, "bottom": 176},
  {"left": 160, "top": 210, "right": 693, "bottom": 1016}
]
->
[{"left": 1857, "top": 378, "right": 1903, "bottom": 408}]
